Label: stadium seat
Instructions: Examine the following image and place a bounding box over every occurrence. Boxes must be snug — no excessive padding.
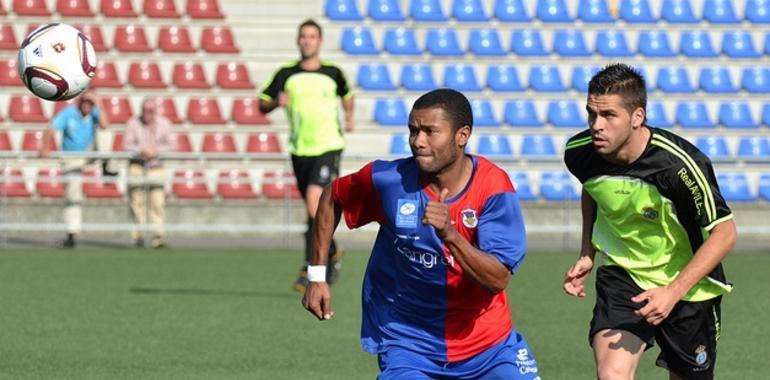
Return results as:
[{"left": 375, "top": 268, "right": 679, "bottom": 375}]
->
[
  {"left": 0, "top": 131, "right": 11, "bottom": 151},
  {"left": 540, "top": 171, "right": 579, "bottom": 201},
  {"left": 325, "top": 0, "right": 363, "bottom": 20},
  {"left": 100, "top": 0, "right": 137, "bottom": 17},
  {"left": 746, "top": 0, "right": 770, "bottom": 23},
  {"left": 737, "top": 136, "right": 770, "bottom": 161},
  {"left": 201, "top": 26, "right": 239, "bottom": 54},
  {"left": 657, "top": 67, "right": 695, "bottom": 93},
  {"left": 401, "top": 63, "right": 437, "bottom": 91},
  {"left": 703, "top": 0, "right": 739, "bottom": 23},
  {"left": 547, "top": 100, "right": 584, "bottom": 128},
  {"left": 216, "top": 62, "right": 256, "bottom": 90},
  {"left": 0, "top": 0, "right": 6, "bottom": 14},
  {"left": 722, "top": 31, "right": 760, "bottom": 58},
  {"left": 384, "top": 28, "right": 421, "bottom": 55},
  {"left": 494, "top": 0, "right": 531, "bottom": 21},
  {"left": 716, "top": 173, "right": 755, "bottom": 202},
  {"left": 53, "top": 100, "right": 75, "bottom": 117},
  {"left": 231, "top": 98, "right": 271, "bottom": 125},
  {"left": 699, "top": 67, "right": 738, "bottom": 93},
  {"left": 10, "top": 95, "right": 47, "bottom": 123},
  {"left": 13, "top": 0, "right": 51, "bottom": 15},
  {"left": 0, "top": 25, "right": 17, "bottom": 50},
  {"left": 444, "top": 64, "right": 482, "bottom": 92},
  {"left": 262, "top": 170, "right": 301, "bottom": 200},
  {"left": 112, "top": 132, "right": 124, "bottom": 151},
  {"left": 504, "top": 100, "right": 541, "bottom": 127},
  {"left": 507, "top": 172, "right": 537, "bottom": 201},
  {"left": 173, "top": 170, "right": 212, "bottom": 199},
  {"left": 389, "top": 134, "right": 411, "bottom": 155},
  {"left": 100, "top": 96, "right": 133, "bottom": 124},
  {"left": 529, "top": 65, "right": 567, "bottom": 92},
  {"left": 760, "top": 174, "right": 770, "bottom": 201},
  {"left": 719, "top": 102, "right": 756, "bottom": 129},
  {"left": 172, "top": 62, "right": 211, "bottom": 89},
  {"left": 469, "top": 29, "right": 505, "bottom": 56},
  {"left": 91, "top": 61, "right": 123, "bottom": 88},
  {"left": 470, "top": 99, "right": 498, "bottom": 126},
  {"left": 596, "top": 30, "right": 633, "bottom": 57},
  {"left": 676, "top": 101, "right": 713, "bottom": 128},
  {"left": 75, "top": 25, "right": 108, "bottom": 52},
  {"left": 374, "top": 98, "right": 408, "bottom": 126},
  {"left": 695, "top": 136, "right": 731, "bottom": 161},
  {"left": 154, "top": 97, "right": 183, "bottom": 124},
  {"left": 536, "top": 0, "right": 573, "bottom": 22},
  {"left": 765, "top": 33, "right": 770, "bottom": 55},
  {"left": 218, "top": 170, "right": 258, "bottom": 200},
  {"left": 358, "top": 63, "right": 396, "bottom": 91},
  {"left": 453, "top": 0, "right": 489, "bottom": 21},
  {"left": 186, "top": 0, "right": 224, "bottom": 19},
  {"left": 619, "top": 0, "right": 656, "bottom": 23},
  {"left": 553, "top": 30, "right": 590, "bottom": 57},
  {"left": 128, "top": 61, "right": 166, "bottom": 89},
  {"left": 57, "top": 0, "right": 94, "bottom": 16},
  {"left": 762, "top": 103, "right": 770, "bottom": 127},
  {"left": 245, "top": 132, "right": 281, "bottom": 153},
  {"left": 679, "top": 31, "right": 718, "bottom": 58},
  {"left": 174, "top": 133, "right": 193, "bottom": 152},
  {"left": 521, "top": 134, "right": 557, "bottom": 159},
  {"left": 0, "top": 59, "right": 22, "bottom": 87},
  {"left": 578, "top": 0, "right": 614, "bottom": 22},
  {"left": 638, "top": 31, "right": 675, "bottom": 57},
  {"left": 36, "top": 168, "right": 64, "bottom": 198},
  {"left": 410, "top": 0, "right": 448, "bottom": 21},
  {"left": 341, "top": 27, "right": 379, "bottom": 55},
  {"left": 661, "top": 0, "right": 697, "bottom": 23},
  {"left": 144, "top": 0, "right": 180, "bottom": 17},
  {"left": 426, "top": 28, "right": 463, "bottom": 56},
  {"left": 572, "top": 65, "right": 600, "bottom": 92},
  {"left": 158, "top": 26, "right": 196, "bottom": 53},
  {"left": 82, "top": 169, "right": 122, "bottom": 199},
  {"left": 646, "top": 101, "right": 672, "bottom": 128},
  {"left": 0, "top": 168, "right": 30, "bottom": 198},
  {"left": 114, "top": 25, "right": 153, "bottom": 53},
  {"left": 487, "top": 64, "right": 525, "bottom": 92},
  {"left": 187, "top": 98, "right": 225, "bottom": 125},
  {"left": 511, "top": 29, "right": 549, "bottom": 56},
  {"left": 369, "top": 0, "right": 406, "bottom": 21},
  {"left": 201, "top": 132, "right": 237, "bottom": 154},
  {"left": 477, "top": 135, "right": 513, "bottom": 157}
]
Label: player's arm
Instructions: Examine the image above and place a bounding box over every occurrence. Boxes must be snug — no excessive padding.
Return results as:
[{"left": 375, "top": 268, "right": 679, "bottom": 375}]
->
[
  {"left": 258, "top": 70, "right": 285, "bottom": 114},
  {"left": 563, "top": 188, "right": 597, "bottom": 297},
  {"left": 39, "top": 127, "right": 57, "bottom": 158},
  {"left": 342, "top": 95, "right": 354, "bottom": 132}
]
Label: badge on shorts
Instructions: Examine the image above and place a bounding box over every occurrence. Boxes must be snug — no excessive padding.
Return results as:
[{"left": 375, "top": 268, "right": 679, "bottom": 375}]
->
[
  {"left": 396, "top": 199, "right": 418, "bottom": 229},
  {"left": 695, "top": 345, "right": 708, "bottom": 365}
]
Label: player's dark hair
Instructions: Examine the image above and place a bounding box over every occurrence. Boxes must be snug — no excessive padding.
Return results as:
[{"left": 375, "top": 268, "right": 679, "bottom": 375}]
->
[
  {"left": 412, "top": 88, "right": 473, "bottom": 131},
  {"left": 588, "top": 63, "right": 647, "bottom": 117},
  {"left": 298, "top": 19, "right": 322, "bottom": 38}
]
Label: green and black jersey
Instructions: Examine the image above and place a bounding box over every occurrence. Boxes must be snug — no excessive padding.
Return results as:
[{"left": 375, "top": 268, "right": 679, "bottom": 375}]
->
[
  {"left": 260, "top": 61, "right": 352, "bottom": 157},
  {"left": 564, "top": 127, "right": 733, "bottom": 301}
]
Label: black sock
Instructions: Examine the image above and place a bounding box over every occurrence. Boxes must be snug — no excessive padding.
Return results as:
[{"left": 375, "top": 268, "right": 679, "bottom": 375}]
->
[{"left": 66, "top": 233, "right": 75, "bottom": 243}]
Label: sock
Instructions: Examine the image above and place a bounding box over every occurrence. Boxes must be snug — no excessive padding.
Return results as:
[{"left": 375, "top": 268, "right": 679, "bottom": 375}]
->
[{"left": 66, "top": 233, "right": 75, "bottom": 244}]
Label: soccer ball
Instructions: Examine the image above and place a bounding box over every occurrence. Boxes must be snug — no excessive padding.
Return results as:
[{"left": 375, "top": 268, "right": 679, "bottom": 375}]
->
[{"left": 17, "top": 23, "right": 97, "bottom": 101}]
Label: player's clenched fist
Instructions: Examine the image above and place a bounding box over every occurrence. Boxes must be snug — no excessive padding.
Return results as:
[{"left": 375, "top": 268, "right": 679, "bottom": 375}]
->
[
  {"left": 302, "top": 282, "right": 334, "bottom": 321},
  {"left": 423, "top": 188, "right": 452, "bottom": 239}
]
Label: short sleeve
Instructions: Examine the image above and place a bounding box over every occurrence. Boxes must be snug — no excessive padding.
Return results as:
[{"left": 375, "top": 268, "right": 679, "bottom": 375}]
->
[
  {"left": 51, "top": 107, "right": 72, "bottom": 131},
  {"left": 670, "top": 154, "right": 733, "bottom": 231},
  {"left": 476, "top": 192, "right": 527, "bottom": 273},
  {"left": 332, "top": 162, "right": 384, "bottom": 229},
  {"left": 260, "top": 68, "right": 287, "bottom": 101},
  {"left": 334, "top": 68, "right": 352, "bottom": 99}
]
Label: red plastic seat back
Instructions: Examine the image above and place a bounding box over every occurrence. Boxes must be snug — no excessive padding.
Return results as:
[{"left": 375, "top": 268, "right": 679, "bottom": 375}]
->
[
  {"left": 201, "top": 132, "right": 237, "bottom": 153},
  {"left": 114, "top": 25, "right": 152, "bottom": 52},
  {"left": 187, "top": 98, "right": 225, "bottom": 124},
  {"left": 201, "top": 26, "right": 238, "bottom": 53},
  {"left": 262, "top": 170, "right": 301, "bottom": 199},
  {"left": 217, "top": 170, "right": 258, "bottom": 199},
  {"left": 232, "top": 98, "right": 271, "bottom": 125},
  {"left": 0, "top": 167, "right": 31, "bottom": 198},
  {"left": 159, "top": 26, "right": 195, "bottom": 52},
  {"left": 10, "top": 95, "right": 48, "bottom": 123},
  {"left": 186, "top": 0, "right": 224, "bottom": 18},
  {"left": 37, "top": 168, "right": 64, "bottom": 198},
  {"left": 128, "top": 61, "right": 166, "bottom": 88},
  {"left": 245, "top": 132, "right": 281, "bottom": 153},
  {"left": 144, "top": 0, "right": 180, "bottom": 18},
  {"left": 100, "top": 96, "right": 133, "bottom": 124},
  {"left": 101, "top": 0, "right": 138, "bottom": 17}
]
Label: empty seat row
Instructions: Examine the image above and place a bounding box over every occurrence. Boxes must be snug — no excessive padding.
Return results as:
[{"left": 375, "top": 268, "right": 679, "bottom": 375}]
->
[
  {"left": 4, "top": 0, "right": 224, "bottom": 19},
  {"left": 694, "top": 136, "right": 770, "bottom": 161}
]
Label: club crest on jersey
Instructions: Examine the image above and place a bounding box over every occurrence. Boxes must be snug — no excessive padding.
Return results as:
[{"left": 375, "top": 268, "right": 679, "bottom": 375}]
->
[
  {"left": 695, "top": 345, "right": 708, "bottom": 365},
  {"left": 396, "top": 199, "right": 418, "bottom": 228},
  {"left": 460, "top": 208, "right": 478, "bottom": 228}
]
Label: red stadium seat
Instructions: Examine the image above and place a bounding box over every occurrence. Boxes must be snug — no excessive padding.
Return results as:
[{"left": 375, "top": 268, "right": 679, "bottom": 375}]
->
[
  {"left": 186, "top": 0, "right": 224, "bottom": 18},
  {"left": 128, "top": 61, "right": 167, "bottom": 89},
  {"left": 0, "top": 59, "right": 23, "bottom": 87},
  {"left": 22, "top": 130, "right": 57, "bottom": 151},
  {"left": 91, "top": 61, "right": 123, "bottom": 88},
  {"left": 262, "top": 170, "right": 301, "bottom": 199},
  {"left": 144, "top": 0, "right": 180, "bottom": 18},
  {"left": 174, "top": 132, "right": 193, "bottom": 152},
  {"left": 0, "top": 25, "right": 18, "bottom": 50},
  {"left": 0, "top": 131, "right": 12, "bottom": 150},
  {"left": 0, "top": 167, "right": 31, "bottom": 198},
  {"left": 114, "top": 25, "right": 152, "bottom": 52},
  {"left": 186, "top": 98, "right": 225, "bottom": 124},
  {"left": 172, "top": 169, "right": 212, "bottom": 199},
  {"left": 200, "top": 26, "right": 239, "bottom": 53},
  {"left": 112, "top": 132, "right": 124, "bottom": 151},
  {"left": 100, "top": 0, "right": 138, "bottom": 17},
  {"left": 82, "top": 168, "right": 122, "bottom": 198},
  {"left": 0, "top": 0, "right": 7, "bottom": 14},
  {"left": 13, "top": 0, "right": 51, "bottom": 16},
  {"left": 216, "top": 62, "right": 255, "bottom": 89},
  {"left": 153, "top": 97, "right": 182, "bottom": 123},
  {"left": 57, "top": 0, "right": 94, "bottom": 16},
  {"left": 172, "top": 62, "right": 210, "bottom": 89},
  {"left": 100, "top": 96, "right": 133, "bottom": 124},
  {"left": 218, "top": 170, "right": 258, "bottom": 199},
  {"left": 10, "top": 95, "right": 48, "bottom": 123},
  {"left": 53, "top": 99, "right": 75, "bottom": 116},
  {"left": 232, "top": 98, "right": 271, "bottom": 125},
  {"left": 201, "top": 132, "right": 237, "bottom": 153},
  {"left": 245, "top": 132, "right": 281, "bottom": 153},
  {"left": 74, "top": 25, "right": 108, "bottom": 52},
  {"left": 158, "top": 26, "right": 195, "bottom": 53},
  {"left": 36, "top": 168, "right": 65, "bottom": 198}
]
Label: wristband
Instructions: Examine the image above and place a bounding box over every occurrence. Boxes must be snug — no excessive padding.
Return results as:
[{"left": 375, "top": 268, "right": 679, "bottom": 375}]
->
[{"left": 307, "top": 265, "right": 327, "bottom": 282}]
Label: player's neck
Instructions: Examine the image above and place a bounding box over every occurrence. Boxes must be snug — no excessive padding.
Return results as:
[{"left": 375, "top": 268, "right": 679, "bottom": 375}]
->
[
  {"left": 606, "top": 126, "right": 650, "bottom": 165},
  {"left": 424, "top": 155, "right": 473, "bottom": 199},
  {"left": 299, "top": 56, "right": 321, "bottom": 70}
]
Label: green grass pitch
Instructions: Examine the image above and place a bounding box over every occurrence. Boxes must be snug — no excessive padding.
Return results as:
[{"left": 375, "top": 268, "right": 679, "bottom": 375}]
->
[{"left": 0, "top": 248, "right": 767, "bottom": 379}]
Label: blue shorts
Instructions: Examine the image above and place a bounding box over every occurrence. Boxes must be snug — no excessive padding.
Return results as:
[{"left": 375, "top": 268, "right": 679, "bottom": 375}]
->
[{"left": 377, "top": 331, "right": 540, "bottom": 380}]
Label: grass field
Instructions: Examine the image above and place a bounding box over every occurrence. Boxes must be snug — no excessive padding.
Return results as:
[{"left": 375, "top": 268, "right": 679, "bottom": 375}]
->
[{"left": 0, "top": 247, "right": 767, "bottom": 379}]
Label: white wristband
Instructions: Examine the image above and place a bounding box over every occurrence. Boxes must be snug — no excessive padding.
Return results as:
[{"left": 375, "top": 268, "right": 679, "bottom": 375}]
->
[{"left": 307, "top": 265, "right": 327, "bottom": 282}]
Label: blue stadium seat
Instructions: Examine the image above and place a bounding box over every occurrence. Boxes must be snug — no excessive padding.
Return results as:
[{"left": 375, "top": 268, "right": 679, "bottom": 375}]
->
[
  {"left": 494, "top": 0, "right": 531, "bottom": 21},
  {"left": 410, "top": 0, "right": 448, "bottom": 21},
  {"left": 695, "top": 136, "right": 731, "bottom": 161},
  {"left": 384, "top": 28, "right": 421, "bottom": 56},
  {"left": 425, "top": 28, "right": 464, "bottom": 56},
  {"left": 540, "top": 171, "right": 580, "bottom": 201},
  {"left": 390, "top": 134, "right": 411, "bottom": 155},
  {"left": 508, "top": 172, "right": 538, "bottom": 201},
  {"left": 453, "top": 0, "right": 490, "bottom": 21},
  {"left": 571, "top": 65, "right": 600, "bottom": 92},
  {"left": 760, "top": 174, "right": 770, "bottom": 201},
  {"left": 596, "top": 30, "right": 633, "bottom": 57},
  {"left": 680, "top": 31, "right": 718, "bottom": 58},
  {"left": 635, "top": 66, "right": 657, "bottom": 92},
  {"left": 719, "top": 102, "right": 756, "bottom": 129},
  {"left": 401, "top": 63, "right": 436, "bottom": 91},
  {"left": 646, "top": 101, "right": 673, "bottom": 128},
  {"left": 578, "top": 0, "right": 614, "bottom": 22},
  {"left": 737, "top": 136, "right": 770, "bottom": 161},
  {"left": 536, "top": 0, "right": 573, "bottom": 22},
  {"left": 746, "top": 0, "right": 770, "bottom": 23},
  {"left": 444, "top": 64, "right": 482, "bottom": 92},
  {"left": 341, "top": 27, "right": 379, "bottom": 55},
  {"left": 529, "top": 65, "right": 567, "bottom": 92},
  {"left": 369, "top": 0, "right": 406, "bottom": 21},
  {"left": 703, "top": 0, "right": 740, "bottom": 24},
  {"left": 358, "top": 63, "right": 396, "bottom": 91},
  {"left": 487, "top": 65, "right": 525, "bottom": 92},
  {"left": 722, "top": 31, "right": 760, "bottom": 58},
  {"left": 511, "top": 29, "right": 549, "bottom": 56},
  {"left": 638, "top": 31, "right": 676, "bottom": 58},
  {"left": 547, "top": 100, "right": 584, "bottom": 128},
  {"left": 619, "top": 0, "right": 656, "bottom": 23},
  {"left": 325, "top": 0, "right": 363, "bottom": 20},
  {"left": 504, "top": 100, "right": 542, "bottom": 127},
  {"left": 477, "top": 135, "right": 513, "bottom": 156},
  {"left": 763, "top": 103, "right": 770, "bottom": 126},
  {"left": 765, "top": 33, "right": 770, "bottom": 55},
  {"left": 676, "top": 101, "right": 713, "bottom": 128},
  {"left": 374, "top": 98, "right": 408, "bottom": 126},
  {"left": 470, "top": 99, "right": 499, "bottom": 127},
  {"left": 469, "top": 29, "right": 505, "bottom": 56},
  {"left": 699, "top": 67, "right": 738, "bottom": 93},
  {"left": 661, "top": 0, "right": 697, "bottom": 23},
  {"left": 741, "top": 67, "right": 770, "bottom": 93},
  {"left": 657, "top": 67, "right": 695, "bottom": 93},
  {"left": 716, "top": 173, "right": 755, "bottom": 202},
  {"left": 553, "top": 29, "right": 590, "bottom": 57},
  {"left": 521, "top": 134, "right": 557, "bottom": 158}
]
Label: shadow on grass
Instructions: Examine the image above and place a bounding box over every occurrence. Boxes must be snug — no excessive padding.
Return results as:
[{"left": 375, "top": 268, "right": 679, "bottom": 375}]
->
[{"left": 129, "top": 287, "right": 297, "bottom": 299}]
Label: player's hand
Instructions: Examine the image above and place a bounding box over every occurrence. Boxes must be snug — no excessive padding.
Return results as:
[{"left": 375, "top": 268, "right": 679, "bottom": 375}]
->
[
  {"left": 632, "top": 286, "right": 681, "bottom": 326},
  {"left": 344, "top": 118, "right": 354, "bottom": 133},
  {"left": 278, "top": 92, "right": 289, "bottom": 108},
  {"left": 302, "top": 282, "right": 334, "bottom": 321},
  {"left": 563, "top": 255, "right": 594, "bottom": 297},
  {"left": 422, "top": 188, "right": 453, "bottom": 239}
]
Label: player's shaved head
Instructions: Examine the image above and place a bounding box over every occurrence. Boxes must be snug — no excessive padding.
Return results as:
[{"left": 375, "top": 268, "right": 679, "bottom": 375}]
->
[
  {"left": 588, "top": 63, "right": 647, "bottom": 119},
  {"left": 412, "top": 88, "right": 473, "bottom": 132}
]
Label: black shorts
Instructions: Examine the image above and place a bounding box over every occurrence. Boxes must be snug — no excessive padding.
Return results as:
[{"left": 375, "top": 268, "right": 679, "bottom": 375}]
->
[
  {"left": 590, "top": 265, "right": 722, "bottom": 379},
  {"left": 291, "top": 150, "right": 342, "bottom": 198}
]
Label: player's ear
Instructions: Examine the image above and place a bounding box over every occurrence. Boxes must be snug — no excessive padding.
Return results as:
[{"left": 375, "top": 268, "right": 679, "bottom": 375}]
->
[
  {"left": 631, "top": 107, "right": 645, "bottom": 129},
  {"left": 456, "top": 125, "right": 471, "bottom": 147}
]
